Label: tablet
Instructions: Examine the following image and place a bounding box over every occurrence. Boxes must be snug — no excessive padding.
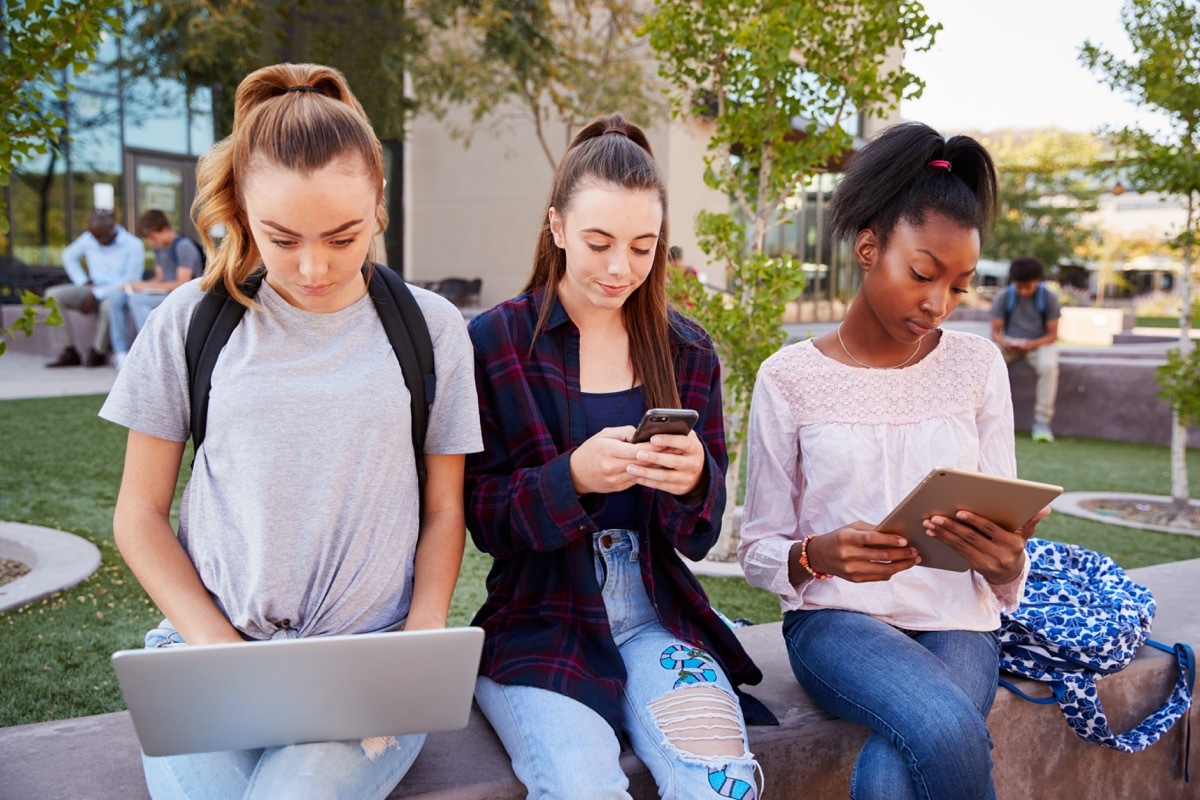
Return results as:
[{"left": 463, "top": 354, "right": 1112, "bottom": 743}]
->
[{"left": 876, "top": 468, "right": 1063, "bottom": 572}]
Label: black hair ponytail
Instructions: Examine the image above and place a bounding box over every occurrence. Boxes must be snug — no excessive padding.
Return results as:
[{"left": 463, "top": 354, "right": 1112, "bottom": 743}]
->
[{"left": 827, "top": 122, "right": 997, "bottom": 251}]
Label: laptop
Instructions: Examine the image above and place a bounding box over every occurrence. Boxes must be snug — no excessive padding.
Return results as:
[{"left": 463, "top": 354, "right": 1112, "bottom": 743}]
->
[{"left": 112, "top": 627, "right": 484, "bottom": 757}]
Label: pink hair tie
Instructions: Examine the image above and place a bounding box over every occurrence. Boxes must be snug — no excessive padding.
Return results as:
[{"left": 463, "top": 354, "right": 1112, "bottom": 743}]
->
[{"left": 927, "top": 159, "right": 951, "bottom": 170}]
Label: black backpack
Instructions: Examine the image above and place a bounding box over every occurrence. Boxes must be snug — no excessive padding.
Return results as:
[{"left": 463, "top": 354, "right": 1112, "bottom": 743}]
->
[
  {"left": 184, "top": 263, "right": 435, "bottom": 510},
  {"left": 170, "top": 235, "right": 208, "bottom": 275}
]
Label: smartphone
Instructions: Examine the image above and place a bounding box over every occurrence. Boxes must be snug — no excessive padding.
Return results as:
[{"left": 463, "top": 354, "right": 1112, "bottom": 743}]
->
[{"left": 631, "top": 408, "right": 699, "bottom": 443}]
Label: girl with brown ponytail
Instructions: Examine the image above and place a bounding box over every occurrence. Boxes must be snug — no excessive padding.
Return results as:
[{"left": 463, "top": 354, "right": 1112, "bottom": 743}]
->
[{"left": 464, "top": 114, "right": 769, "bottom": 799}]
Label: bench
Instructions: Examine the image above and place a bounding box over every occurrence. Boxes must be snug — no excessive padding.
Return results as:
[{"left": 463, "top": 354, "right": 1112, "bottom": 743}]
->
[{"left": 2, "top": 558, "right": 1197, "bottom": 799}]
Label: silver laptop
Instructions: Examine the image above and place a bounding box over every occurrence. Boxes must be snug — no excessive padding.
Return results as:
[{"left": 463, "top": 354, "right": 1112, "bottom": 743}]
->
[{"left": 112, "top": 627, "right": 484, "bottom": 757}]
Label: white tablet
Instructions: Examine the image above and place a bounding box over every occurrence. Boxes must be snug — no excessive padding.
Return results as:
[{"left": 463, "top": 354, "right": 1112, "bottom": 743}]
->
[{"left": 876, "top": 468, "right": 1063, "bottom": 572}]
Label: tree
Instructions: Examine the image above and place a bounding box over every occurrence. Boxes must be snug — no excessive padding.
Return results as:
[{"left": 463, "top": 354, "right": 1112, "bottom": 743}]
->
[
  {"left": 1082, "top": 0, "right": 1200, "bottom": 520},
  {"left": 122, "top": 0, "right": 419, "bottom": 267},
  {"left": 0, "top": 292, "right": 61, "bottom": 357},
  {"left": 979, "top": 129, "right": 1103, "bottom": 271},
  {"left": 411, "top": 0, "right": 661, "bottom": 171},
  {"left": 0, "top": 0, "right": 124, "bottom": 234},
  {"left": 646, "top": 0, "right": 939, "bottom": 558}
]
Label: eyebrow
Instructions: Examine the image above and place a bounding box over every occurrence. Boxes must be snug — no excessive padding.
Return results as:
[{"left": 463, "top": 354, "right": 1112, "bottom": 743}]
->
[
  {"left": 261, "top": 219, "right": 365, "bottom": 237},
  {"left": 918, "top": 249, "right": 976, "bottom": 279},
  {"left": 582, "top": 226, "right": 658, "bottom": 241}
]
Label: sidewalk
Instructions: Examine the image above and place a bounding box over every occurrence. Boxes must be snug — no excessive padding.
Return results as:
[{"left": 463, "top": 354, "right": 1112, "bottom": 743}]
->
[{"left": 0, "top": 352, "right": 117, "bottom": 400}]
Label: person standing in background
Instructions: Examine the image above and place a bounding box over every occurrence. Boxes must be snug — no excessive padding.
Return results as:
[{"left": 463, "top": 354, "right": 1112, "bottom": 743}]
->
[
  {"left": 108, "top": 210, "right": 202, "bottom": 370},
  {"left": 46, "top": 210, "right": 146, "bottom": 368},
  {"left": 990, "top": 256, "right": 1061, "bottom": 442}
]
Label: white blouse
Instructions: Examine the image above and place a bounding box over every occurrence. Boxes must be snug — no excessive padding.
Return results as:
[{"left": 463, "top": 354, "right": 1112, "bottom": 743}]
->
[{"left": 738, "top": 330, "right": 1028, "bottom": 631}]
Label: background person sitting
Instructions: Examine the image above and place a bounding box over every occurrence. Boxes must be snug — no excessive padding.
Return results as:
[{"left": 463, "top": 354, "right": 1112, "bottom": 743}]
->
[
  {"left": 990, "top": 256, "right": 1061, "bottom": 442},
  {"left": 108, "top": 210, "right": 202, "bottom": 370},
  {"left": 46, "top": 210, "right": 146, "bottom": 368}
]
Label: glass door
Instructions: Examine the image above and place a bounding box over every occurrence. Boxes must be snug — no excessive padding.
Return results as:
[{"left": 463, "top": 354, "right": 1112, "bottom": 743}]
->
[{"left": 122, "top": 149, "right": 200, "bottom": 241}]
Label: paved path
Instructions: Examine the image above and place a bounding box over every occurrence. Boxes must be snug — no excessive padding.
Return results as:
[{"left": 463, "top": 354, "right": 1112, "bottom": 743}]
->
[{"left": 0, "top": 352, "right": 117, "bottom": 400}]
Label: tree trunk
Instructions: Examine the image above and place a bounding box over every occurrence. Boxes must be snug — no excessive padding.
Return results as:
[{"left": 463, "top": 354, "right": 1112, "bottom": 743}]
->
[
  {"left": 707, "top": 439, "right": 743, "bottom": 562},
  {"left": 1171, "top": 191, "right": 1196, "bottom": 516},
  {"left": 381, "top": 137, "right": 405, "bottom": 275},
  {"left": 1170, "top": 410, "right": 1189, "bottom": 516},
  {"left": 708, "top": 400, "right": 746, "bottom": 563}
]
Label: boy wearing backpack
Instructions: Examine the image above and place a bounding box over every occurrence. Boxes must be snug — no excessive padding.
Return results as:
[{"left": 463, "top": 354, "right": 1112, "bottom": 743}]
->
[
  {"left": 108, "top": 209, "right": 204, "bottom": 369},
  {"left": 991, "top": 256, "right": 1061, "bottom": 442}
]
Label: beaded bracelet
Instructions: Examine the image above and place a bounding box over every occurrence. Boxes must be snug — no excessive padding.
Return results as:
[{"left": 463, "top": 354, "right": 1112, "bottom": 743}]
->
[{"left": 799, "top": 534, "right": 831, "bottom": 580}]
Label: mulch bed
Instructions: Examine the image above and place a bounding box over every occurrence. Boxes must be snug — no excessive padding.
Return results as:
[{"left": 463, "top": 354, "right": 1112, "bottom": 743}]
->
[
  {"left": 0, "top": 557, "right": 31, "bottom": 588},
  {"left": 1081, "top": 498, "right": 1200, "bottom": 532}
]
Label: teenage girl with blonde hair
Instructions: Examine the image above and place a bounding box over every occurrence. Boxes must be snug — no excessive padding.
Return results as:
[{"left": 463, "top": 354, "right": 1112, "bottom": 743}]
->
[{"left": 101, "top": 63, "right": 482, "bottom": 799}]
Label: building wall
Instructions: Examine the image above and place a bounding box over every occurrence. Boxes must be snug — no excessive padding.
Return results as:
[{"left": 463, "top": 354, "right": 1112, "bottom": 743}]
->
[
  {"left": 405, "top": 105, "right": 726, "bottom": 310},
  {"left": 1091, "top": 190, "right": 1189, "bottom": 239}
]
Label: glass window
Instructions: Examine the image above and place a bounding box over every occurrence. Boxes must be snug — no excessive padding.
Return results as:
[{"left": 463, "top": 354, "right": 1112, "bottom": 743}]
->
[
  {"left": 125, "top": 78, "right": 190, "bottom": 155},
  {"left": 190, "top": 87, "right": 216, "bottom": 155},
  {"left": 9, "top": 151, "right": 69, "bottom": 267}
]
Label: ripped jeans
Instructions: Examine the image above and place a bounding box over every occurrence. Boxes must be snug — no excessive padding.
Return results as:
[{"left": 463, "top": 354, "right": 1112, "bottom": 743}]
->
[
  {"left": 139, "top": 620, "right": 425, "bottom": 800},
  {"left": 474, "top": 530, "right": 760, "bottom": 800}
]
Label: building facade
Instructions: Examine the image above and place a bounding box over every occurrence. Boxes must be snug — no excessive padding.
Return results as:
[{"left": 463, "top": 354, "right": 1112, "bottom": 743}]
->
[{"left": 4, "top": 28, "right": 213, "bottom": 274}]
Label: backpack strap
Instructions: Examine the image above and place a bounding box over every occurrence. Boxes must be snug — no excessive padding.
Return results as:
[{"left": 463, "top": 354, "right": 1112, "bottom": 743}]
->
[
  {"left": 366, "top": 264, "right": 436, "bottom": 509},
  {"left": 1003, "top": 284, "right": 1017, "bottom": 330},
  {"left": 185, "top": 272, "right": 264, "bottom": 459}
]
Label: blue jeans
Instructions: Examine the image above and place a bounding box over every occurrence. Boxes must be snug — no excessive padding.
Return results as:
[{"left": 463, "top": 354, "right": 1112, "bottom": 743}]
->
[
  {"left": 475, "top": 530, "right": 760, "bottom": 800},
  {"left": 783, "top": 609, "right": 999, "bottom": 800},
  {"left": 109, "top": 291, "right": 169, "bottom": 354},
  {"left": 139, "top": 622, "right": 425, "bottom": 800}
]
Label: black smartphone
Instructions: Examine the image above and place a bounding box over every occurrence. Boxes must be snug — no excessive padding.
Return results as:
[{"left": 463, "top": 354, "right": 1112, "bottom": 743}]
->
[{"left": 630, "top": 408, "right": 700, "bottom": 443}]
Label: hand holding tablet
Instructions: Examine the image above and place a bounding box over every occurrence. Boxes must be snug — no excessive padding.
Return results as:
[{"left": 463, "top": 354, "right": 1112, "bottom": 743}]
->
[{"left": 876, "top": 468, "right": 1063, "bottom": 573}]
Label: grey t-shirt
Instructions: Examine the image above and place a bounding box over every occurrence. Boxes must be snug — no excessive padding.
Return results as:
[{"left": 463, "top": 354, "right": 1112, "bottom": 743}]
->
[
  {"left": 152, "top": 236, "right": 203, "bottom": 281},
  {"left": 101, "top": 278, "right": 483, "bottom": 640},
  {"left": 990, "top": 284, "right": 1061, "bottom": 340}
]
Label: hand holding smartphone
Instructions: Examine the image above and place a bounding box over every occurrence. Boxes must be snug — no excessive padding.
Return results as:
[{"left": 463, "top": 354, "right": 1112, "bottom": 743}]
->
[{"left": 630, "top": 408, "right": 699, "bottom": 443}]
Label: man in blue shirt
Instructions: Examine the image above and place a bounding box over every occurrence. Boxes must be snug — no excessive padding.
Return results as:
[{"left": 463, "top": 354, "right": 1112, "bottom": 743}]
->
[
  {"left": 990, "top": 256, "right": 1062, "bottom": 442},
  {"left": 46, "top": 211, "right": 146, "bottom": 367}
]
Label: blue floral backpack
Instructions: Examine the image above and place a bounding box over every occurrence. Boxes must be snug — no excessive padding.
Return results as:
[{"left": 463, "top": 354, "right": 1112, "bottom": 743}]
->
[{"left": 999, "top": 538, "right": 1195, "bottom": 772}]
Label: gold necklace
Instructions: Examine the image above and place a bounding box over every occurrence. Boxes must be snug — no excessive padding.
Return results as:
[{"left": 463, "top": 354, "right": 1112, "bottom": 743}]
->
[{"left": 836, "top": 325, "right": 922, "bottom": 370}]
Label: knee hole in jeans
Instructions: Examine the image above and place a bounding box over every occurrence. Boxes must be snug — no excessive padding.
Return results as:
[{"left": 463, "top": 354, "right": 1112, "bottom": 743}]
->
[{"left": 646, "top": 685, "right": 746, "bottom": 759}]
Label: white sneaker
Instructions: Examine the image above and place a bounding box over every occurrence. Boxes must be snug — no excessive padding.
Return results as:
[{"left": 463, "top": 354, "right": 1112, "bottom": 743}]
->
[
  {"left": 114, "top": 352, "right": 127, "bottom": 372},
  {"left": 1032, "top": 421, "right": 1055, "bottom": 442}
]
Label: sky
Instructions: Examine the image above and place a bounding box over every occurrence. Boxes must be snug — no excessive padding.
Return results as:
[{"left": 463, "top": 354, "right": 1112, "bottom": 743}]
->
[{"left": 901, "top": 0, "right": 1157, "bottom": 134}]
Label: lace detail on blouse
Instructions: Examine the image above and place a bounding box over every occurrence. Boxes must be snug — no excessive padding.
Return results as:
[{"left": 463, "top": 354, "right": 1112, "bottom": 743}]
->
[{"left": 762, "top": 331, "right": 1000, "bottom": 426}]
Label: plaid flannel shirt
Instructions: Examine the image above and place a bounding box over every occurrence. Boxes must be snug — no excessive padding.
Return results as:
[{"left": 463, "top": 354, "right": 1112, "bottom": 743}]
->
[{"left": 465, "top": 288, "right": 765, "bottom": 732}]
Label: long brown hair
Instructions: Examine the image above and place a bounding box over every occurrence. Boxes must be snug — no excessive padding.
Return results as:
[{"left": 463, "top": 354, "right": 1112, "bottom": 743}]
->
[
  {"left": 193, "top": 63, "right": 386, "bottom": 306},
  {"left": 526, "top": 113, "right": 680, "bottom": 410}
]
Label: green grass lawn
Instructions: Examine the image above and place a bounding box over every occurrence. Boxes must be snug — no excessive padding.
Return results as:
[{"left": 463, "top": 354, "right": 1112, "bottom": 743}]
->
[
  {"left": 1134, "top": 316, "right": 1195, "bottom": 329},
  {"left": 2, "top": 395, "right": 1200, "bottom": 727}
]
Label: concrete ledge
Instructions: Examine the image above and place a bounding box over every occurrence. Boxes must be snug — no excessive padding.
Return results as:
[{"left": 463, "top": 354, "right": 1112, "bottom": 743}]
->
[
  {"left": 1010, "top": 346, "right": 1200, "bottom": 446},
  {"left": 0, "top": 305, "right": 99, "bottom": 359},
  {"left": 2, "top": 560, "right": 1198, "bottom": 799},
  {"left": 0, "top": 522, "right": 101, "bottom": 612}
]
